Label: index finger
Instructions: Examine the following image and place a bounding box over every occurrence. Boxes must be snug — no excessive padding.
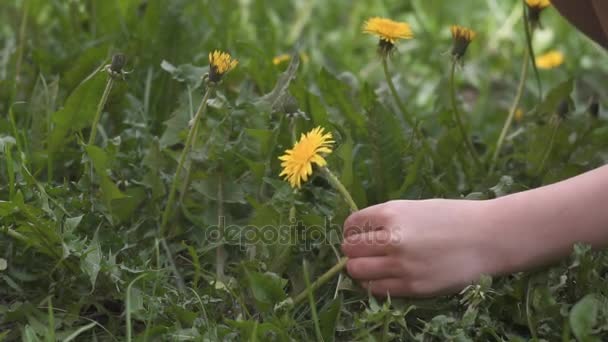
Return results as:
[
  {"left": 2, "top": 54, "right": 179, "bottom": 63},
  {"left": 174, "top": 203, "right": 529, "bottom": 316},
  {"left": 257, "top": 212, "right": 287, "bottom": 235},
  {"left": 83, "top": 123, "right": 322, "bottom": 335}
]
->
[{"left": 343, "top": 202, "right": 390, "bottom": 238}]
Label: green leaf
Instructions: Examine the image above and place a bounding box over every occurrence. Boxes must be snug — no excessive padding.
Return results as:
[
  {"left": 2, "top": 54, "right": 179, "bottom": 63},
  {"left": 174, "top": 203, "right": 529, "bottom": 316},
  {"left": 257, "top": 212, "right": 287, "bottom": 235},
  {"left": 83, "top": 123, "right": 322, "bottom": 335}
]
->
[
  {"left": 191, "top": 176, "right": 246, "bottom": 204},
  {"left": 537, "top": 78, "right": 573, "bottom": 116},
  {"left": 81, "top": 231, "right": 102, "bottom": 289},
  {"left": 244, "top": 269, "right": 287, "bottom": 313},
  {"left": 317, "top": 68, "right": 365, "bottom": 131},
  {"left": 160, "top": 60, "right": 208, "bottom": 89},
  {"left": 49, "top": 74, "right": 107, "bottom": 152},
  {"left": 60, "top": 323, "right": 97, "bottom": 342},
  {"left": 85, "top": 145, "right": 127, "bottom": 205},
  {"left": 570, "top": 294, "right": 600, "bottom": 342},
  {"left": 255, "top": 53, "right": 300, "bottom": 112},
  {"left": 320, "top": 296, "right": 343, "bottom": 342}
]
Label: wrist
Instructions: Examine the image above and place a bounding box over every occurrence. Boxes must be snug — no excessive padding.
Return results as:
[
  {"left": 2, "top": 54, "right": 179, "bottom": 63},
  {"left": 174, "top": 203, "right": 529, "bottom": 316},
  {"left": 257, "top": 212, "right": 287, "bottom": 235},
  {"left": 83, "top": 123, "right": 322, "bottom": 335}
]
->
[{"left": 472, "top": 197, "right": 533, "bottom": 277}]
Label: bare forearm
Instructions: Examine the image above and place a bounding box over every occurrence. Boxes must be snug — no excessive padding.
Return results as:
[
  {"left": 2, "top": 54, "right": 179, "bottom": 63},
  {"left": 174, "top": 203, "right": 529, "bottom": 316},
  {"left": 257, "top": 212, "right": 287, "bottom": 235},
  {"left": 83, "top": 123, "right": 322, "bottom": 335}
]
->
[{"left": 484, "top": 165, "right": 608, "bottom": 274}]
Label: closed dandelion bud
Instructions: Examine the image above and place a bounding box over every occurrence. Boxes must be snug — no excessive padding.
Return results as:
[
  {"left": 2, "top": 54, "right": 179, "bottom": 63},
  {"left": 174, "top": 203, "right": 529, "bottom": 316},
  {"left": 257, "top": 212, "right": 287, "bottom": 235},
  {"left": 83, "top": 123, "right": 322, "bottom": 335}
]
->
[
  {"left": 110, "top": 53, "right": 126, "bottom": 74},
  {"left": 588, "top": 98, "right": 600, "bottom": 119},
  {"left": 514, "top": 108, "right": 524, "bottom": 123},
  {"left": 450, "top": 25, "right": 476, "bottom": 62},
  {"left": 208, "top": 50, "right": 238, "bottom": 83},
  {"left": 557, "top": 100, "right": 570, "bottom": 119},
  {"left": 278, "top": 94, "right": 300, "bottom": 116},
  {"left": 525, "top": 0, "right": 551, "bottom": 27}
]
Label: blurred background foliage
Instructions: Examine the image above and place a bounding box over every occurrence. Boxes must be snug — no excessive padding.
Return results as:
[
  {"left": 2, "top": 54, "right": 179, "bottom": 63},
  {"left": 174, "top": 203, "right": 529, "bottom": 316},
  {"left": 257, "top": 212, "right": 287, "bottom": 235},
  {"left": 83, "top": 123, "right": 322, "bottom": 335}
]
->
[{"left": 1, "top": 0, "right": 607, "bottom": 340}]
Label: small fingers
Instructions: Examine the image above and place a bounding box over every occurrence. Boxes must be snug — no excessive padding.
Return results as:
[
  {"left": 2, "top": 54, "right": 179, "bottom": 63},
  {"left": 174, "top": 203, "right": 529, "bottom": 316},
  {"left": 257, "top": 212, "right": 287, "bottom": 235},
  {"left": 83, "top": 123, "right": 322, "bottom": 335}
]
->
[
  {"left": 346, "top": 257, "right": 402, "bottom": 280},
  {"left": 343, "top": 203, "right": 392, "bottom": 238},
  {"left": 341, "top": 230, "right": 395, "bottom": 258}
]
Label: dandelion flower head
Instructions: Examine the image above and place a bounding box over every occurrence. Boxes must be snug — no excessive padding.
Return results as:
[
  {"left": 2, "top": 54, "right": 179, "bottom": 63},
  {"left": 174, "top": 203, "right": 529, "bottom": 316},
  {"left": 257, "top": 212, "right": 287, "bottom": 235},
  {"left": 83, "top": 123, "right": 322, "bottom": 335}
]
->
[{"left": 279, "top": 127, "right": 334, "bottom": 189}]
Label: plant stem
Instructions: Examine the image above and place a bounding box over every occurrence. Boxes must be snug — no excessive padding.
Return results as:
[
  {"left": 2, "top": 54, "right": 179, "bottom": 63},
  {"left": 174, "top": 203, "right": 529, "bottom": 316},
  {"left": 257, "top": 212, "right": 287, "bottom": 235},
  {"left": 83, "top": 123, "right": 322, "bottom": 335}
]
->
[
  {"left": 126, "top": 273, "right": 148, "bottom": 342},
  {"left": 47, "top": 296, "right": 56, "bottom": 342},
  {"left": 216, "top": 171, "right": 226, "bottom": 280},
  {"left": 522, "top": 1, "right": 542, "bottom": 103},
  {"left": 381, "top": 58, "right": 435, "bottom": 160},
  {"left": 88, "top": 77, "right": 114, "bottom": 146},
  {"left": 449, "top": 61, "right": 481, "bottom": 169},
  {"left": 161, "top": 86, "right": 213, "bottom": 237},
  {"left": 536, "top": 120, "right": 560, "bottom": 177},
  {"left": 12, "top": 0, "right": 29, "bottom": 102},
  {"left": 3, "top": 227, "right": 27, "bottom": 243},
  {"left": 322, "top": 167, "right": 358, "bottom": 212},
  {"left": 303, "top": 260, "right": 324, "bottom": 342},
  {"left": 490, "top": 49, "right": 529, "bottom": 174},
  {"left": 382, "top": 58, "right": 414, "bottom": 128},
  {"left": 293, "top": 257, "right": 348, "bottom": 306}
]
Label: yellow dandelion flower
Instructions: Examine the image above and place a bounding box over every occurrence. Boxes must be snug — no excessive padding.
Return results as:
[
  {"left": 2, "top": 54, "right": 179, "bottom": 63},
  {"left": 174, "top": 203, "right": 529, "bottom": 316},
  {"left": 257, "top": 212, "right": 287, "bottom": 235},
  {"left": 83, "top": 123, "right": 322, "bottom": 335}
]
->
[
  {"left": 279, "top": 126, "right": 334, "bottom": 189},
  {"left": 273, "top": 54, "right": 291, "bottom": 66},
  {"left": 450, "top": 25, "right": 476, "bottom": 60},
  {"left": 536, "top": 51, "right": 564, "bottom": 69},
  {"left": 272, "top": 53, "right": 310, "bottom": 66},
  {"left": 363, "top": 17, "right": 413, "bottom": 56},
  {"left": 526, "top": 0, "right": 551, "bottom": 25},
  {"left": 514, "top": 108, "right": 524, "bottom": 123},
  {"left": 525, "top": 0, "right": 551, "bottom": 10},
  {"left": 208, "top": 50, "right": 238, "bottom": 83}
]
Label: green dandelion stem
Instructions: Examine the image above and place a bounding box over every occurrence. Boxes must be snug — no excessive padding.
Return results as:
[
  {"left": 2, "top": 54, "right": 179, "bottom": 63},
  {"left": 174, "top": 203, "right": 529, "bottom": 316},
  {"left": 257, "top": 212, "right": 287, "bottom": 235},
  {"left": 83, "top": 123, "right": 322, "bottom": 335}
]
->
[
  {"left": 490, "top": 48, "right": 529, "bottom": 174},
  {"left": 536, "top": 120, "right": 560, "bottom": 177},
  {"left": 322, "top": 167, "right": 358, "bottom": 212},
  {"left": 12, "top": 0, "right": 29, "bottom": 102},
  {"left": 216, "top": 170, "right": 226, "bottom": 280},
  {"left": 381, "top": 58, "right": 436, "bottom": 163},
  {"left": 522, "top": 0, "right": 542, "bottom": 102},
  {"left": 88, "top": 77, "right": 114, "bottom": 146},
  {"left": 293, "top": 257, "right": 348, "bottom": 306},
  {"left": 302, "top": 260, "right": 324, "bottom": 342},
  {"left": 449, "top": 61, "right": 481, "bottom": 169},
  {"left": 382, "top": 57, "right": 414, "bottom": 127},
  {"left": 161, "top": 85, "right": 214, "bottom": 237}
]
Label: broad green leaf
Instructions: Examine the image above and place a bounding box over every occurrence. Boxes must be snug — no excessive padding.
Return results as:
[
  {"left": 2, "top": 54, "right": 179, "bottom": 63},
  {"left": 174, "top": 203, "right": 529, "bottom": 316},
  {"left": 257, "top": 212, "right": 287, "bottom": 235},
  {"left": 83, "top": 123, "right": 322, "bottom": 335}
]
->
[
  {"left": 81, "top": 231, "right": 102, "bottom": 289},
  {"left": 255, "top": 53, "right": 300, "bottom": 113},
  {"left": 244, "top": 269, "right": 287, "bottom": 313},
  {"left": 49, "top": 74, "right": 107, "bottom": 152},
  {"left": 320, "top": 296, "right": 343, "bottom": 342},
  {"left": 570, "top": 294, "right": 600, "bottom": 342},
  {"left": 537, "top": 78, "right": 574, "bottom": 115},
  {"left": 85, "top": 145, "right": 127, "bottom": 205},
  {"left": 191, "top": 176, "right": 246, "bottom": 204},
  {"left": 160, "top": 60, "right": 208, "bottom": 88}
]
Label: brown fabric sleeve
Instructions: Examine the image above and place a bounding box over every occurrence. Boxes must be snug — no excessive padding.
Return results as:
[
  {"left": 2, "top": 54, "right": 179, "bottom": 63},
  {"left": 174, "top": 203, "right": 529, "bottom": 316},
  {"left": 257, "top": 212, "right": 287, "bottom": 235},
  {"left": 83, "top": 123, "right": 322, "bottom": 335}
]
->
[
  {"left": 551, "top": 0, "right": 608, "bottom": 50},
  {"left": 592, "top": 0, "right": 608, "bottom": 37}
]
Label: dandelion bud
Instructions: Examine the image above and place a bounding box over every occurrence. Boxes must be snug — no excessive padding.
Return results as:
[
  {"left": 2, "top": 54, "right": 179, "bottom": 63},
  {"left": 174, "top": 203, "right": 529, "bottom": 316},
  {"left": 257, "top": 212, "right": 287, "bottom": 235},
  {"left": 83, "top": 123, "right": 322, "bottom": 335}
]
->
[
  {"left": 208, "top": 50, "right": 238, "bottom": 83},
  {"left": 525, "top": 0, "right": 551, "bottom": 28},
  {"left": 450, "top": 25, "right": 476, "bottom": 62},
  {"left": 589, "top": 98, "right": 600, "bottom": 119},
  {"left": 557, "top": 100, "right": 570, "bottom": 119},
  {"left": 110, "top": 53, "right": 127, "bottom": 74}
]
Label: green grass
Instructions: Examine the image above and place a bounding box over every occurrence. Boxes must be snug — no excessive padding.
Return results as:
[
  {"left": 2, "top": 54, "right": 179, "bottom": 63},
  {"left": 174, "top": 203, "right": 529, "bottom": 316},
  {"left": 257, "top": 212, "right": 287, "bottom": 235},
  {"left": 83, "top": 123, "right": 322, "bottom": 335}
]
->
[{"left": 1, "top": 0, "right": 608, "bottom": 340}]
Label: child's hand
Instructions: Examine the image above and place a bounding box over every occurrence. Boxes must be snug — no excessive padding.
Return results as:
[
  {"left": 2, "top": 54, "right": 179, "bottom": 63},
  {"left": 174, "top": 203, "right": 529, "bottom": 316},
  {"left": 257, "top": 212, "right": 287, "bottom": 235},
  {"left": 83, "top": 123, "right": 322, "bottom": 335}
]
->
[{"left": 341, "top": 199, "right": 493, "bottom": 297}]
